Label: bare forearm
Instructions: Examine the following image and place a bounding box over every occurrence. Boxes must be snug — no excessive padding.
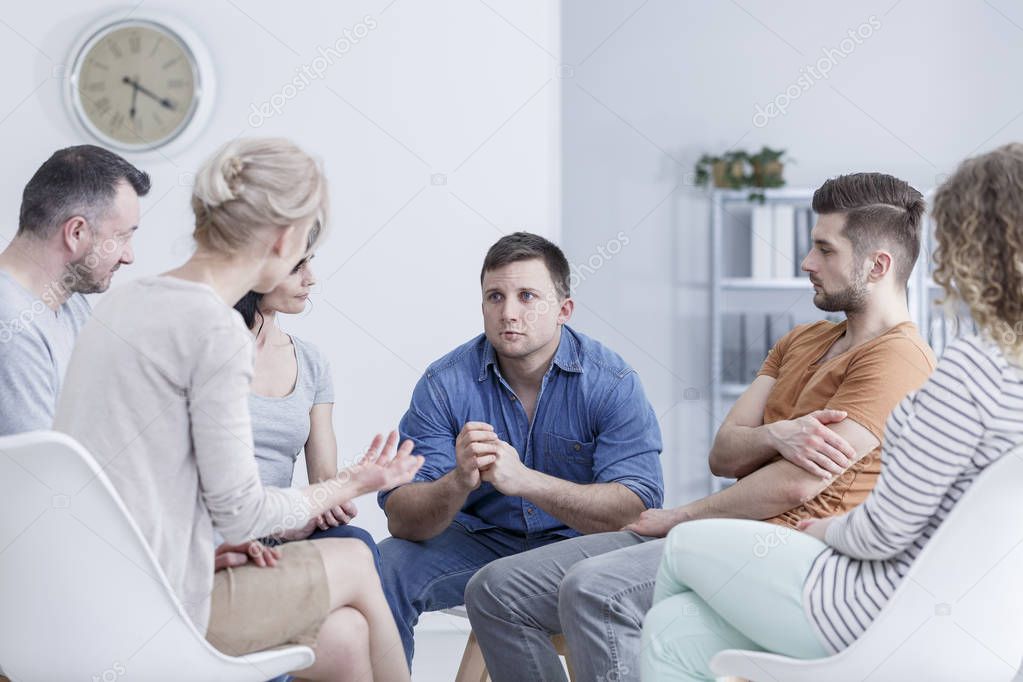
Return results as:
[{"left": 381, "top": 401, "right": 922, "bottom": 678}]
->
[
  {"left": 709, "top": 422, "right": 779, "bottom": 478},
  {"left": 682, "top": 459, "right": 826, "bottom": 522},
  {"left": 308, "top": 461, "right": 337, "bottom": 484},
  {"left": 518, "top": 473, "right": 646, "bottom": 534},
  {"left": 385, "top": 472, "right": 472, "bottom": 541}
]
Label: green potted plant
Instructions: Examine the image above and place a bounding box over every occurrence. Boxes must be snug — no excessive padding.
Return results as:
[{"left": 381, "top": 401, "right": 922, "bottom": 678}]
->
[
  {"left": 694, "top": 147, "right": 788, "bottom": 202},
  {"left": 694, "top": 151, "right": 749, "bottom": 190},
  {"left": 748, "top": 146, "right": 787, "bottom": 202}
]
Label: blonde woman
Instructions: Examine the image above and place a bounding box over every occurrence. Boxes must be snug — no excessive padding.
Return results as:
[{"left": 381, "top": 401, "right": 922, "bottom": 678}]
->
[
  {"left": 640, "top": 144, "right": 1023, "bottom": 681},
  {"left": 54, "top": 138, "right": 420, "bottom": 682},
  {"left": 234, "top": 255, "right": 381, "bottom": 570}
]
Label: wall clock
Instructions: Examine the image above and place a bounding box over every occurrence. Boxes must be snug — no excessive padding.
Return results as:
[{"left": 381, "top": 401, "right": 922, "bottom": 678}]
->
[{"left": 66, "top": 12, "right": 215, "bottom": 153}]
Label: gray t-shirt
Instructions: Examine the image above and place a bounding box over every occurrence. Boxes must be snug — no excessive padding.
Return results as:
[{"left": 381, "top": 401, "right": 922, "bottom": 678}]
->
[
  {"left": 54, "top": 276, "right": 307, "bottom": 633},
  {"left": 250, "top": 335, "right": 334, "bottom": 488},
  {"left": 0, "top": 269, "right": 91, "bottom": 436}
]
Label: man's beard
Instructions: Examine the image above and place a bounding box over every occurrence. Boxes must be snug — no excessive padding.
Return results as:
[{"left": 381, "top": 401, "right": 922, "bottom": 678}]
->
[
  {"left": 813, "top": 276, "right": 868, "bottom": 314},
  {"left": 63, "top": 257, "right": 112, "bottom": 295}
]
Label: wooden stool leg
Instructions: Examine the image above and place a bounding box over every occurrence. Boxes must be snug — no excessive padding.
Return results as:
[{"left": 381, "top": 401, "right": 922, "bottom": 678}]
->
[
  {"left": 454, "top": 630, "right": 489, "bottom": 682},
  {"left": 551, "top": 633, "right": 575, "bottom": 682}
]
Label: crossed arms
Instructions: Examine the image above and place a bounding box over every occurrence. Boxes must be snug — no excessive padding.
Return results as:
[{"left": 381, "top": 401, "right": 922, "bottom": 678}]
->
[{"left": 626, "top": 375, "right": 879, "bottom": 537}]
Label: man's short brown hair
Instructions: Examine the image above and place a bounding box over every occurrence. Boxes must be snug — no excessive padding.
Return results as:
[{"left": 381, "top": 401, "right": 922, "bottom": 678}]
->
[
  {"left": 812, "top": 172, "right": 925, "bottom": 287},
  {"left": 480, "top": 232, "right": 571, "bottom": 299}
]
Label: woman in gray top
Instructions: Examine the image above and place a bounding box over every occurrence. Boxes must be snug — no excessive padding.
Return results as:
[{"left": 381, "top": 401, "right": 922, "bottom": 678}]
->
[
  {"left": 235, "top": 254, "right": 381, "bottom": 569},
  {"left": 55, "top": 137, "right": 420, "bottom": 682}
]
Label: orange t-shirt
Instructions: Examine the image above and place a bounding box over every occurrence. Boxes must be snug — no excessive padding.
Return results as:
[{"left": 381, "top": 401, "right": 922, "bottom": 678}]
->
[{"left": 755, "top": 320, "right": 936, "bottom": 528}]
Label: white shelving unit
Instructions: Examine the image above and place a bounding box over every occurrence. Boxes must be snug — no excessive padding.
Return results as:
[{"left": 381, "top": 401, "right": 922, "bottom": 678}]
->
[{"left": 707, "top": 188, "right": 933, "bottom": 492}]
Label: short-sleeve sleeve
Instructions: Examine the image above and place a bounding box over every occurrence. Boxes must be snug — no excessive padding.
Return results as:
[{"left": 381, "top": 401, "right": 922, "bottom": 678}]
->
[
  {"left": 757, "top": 325, "right": 800, "bottom": 379},
  {"left": 309, "top": 342, "right": 334, "bottom": 405},
  {"left": 825, "top": 336, "right": 935, "bottom": 440}
]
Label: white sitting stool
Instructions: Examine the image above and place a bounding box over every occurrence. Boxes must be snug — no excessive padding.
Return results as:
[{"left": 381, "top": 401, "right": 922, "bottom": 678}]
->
[
  {"left": 0, "top": 431, "right": 315, "bottom": 681},
  {"left": 710, "top": 448, "right": 1023, "bottom": 682},
  {"left": 443, "top": 606, "right": 576, "bottom": 682}
]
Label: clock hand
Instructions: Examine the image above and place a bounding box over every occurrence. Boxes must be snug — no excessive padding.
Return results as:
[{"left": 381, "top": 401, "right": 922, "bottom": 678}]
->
[
  {"left": 128, "top": 81, "right": 139, "bottom": 119},
  {"left": 122, "top": 76, "right": 177, "bottom": 111}
]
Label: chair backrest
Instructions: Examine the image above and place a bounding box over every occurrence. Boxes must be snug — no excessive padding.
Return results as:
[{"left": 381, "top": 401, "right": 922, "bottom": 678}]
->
[
  {"left": 0, "top": 431, "right": 234, "bottom": 680},
  {"left": 817, "top": 447, "right": 1023, "bottom": 679}
]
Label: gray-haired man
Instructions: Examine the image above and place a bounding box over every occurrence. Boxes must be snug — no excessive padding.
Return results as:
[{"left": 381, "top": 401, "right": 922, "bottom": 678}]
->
[{"left": 0, "top": 145, "right": 150, "bottom": 436}]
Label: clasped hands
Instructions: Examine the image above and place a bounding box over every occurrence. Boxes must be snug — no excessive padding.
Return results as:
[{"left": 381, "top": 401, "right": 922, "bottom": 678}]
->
[{"left": 453, "top": 421, "right": 532, "bottom": 496}]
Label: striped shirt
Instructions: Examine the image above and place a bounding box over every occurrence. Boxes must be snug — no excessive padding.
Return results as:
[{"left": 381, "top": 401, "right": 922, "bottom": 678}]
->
[{"left": 802, "top": 334, "right": 1023, "bottom": 653}]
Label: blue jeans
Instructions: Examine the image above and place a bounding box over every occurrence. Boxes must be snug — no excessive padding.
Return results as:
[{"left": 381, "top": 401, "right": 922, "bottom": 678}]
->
[
  {"left": 266, "top": 524, "right": 380, "bottom": 682},
  {"left": 378, "top": 523, "right": 568, "bottom": 664}
]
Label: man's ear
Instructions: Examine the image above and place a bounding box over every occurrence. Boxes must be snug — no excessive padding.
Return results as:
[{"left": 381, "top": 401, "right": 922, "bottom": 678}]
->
[
  {"left": 61, "top": 216, "right": 90, "bottom": 255},
  {"left": 558, "top": 297, "right": 574, "bottom": 325},
  {"left": 867, "top": 251, "right": 894, "bottom": 281}
]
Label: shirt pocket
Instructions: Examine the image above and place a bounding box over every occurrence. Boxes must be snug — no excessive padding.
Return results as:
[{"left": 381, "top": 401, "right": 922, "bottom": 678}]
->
[{"left": 544, "top": 432, "right": 596, "bottom": 483}]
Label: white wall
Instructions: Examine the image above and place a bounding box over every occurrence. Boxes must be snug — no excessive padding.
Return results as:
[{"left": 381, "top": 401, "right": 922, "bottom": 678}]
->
[
  {"left": 0, "top": 0, "right": 561, "bottom": 549},
  {"left": 559, "top": 0, "right": 1023, "bottom": 505}
]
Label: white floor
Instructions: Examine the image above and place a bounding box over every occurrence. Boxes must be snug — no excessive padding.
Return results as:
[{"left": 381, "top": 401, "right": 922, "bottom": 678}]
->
[
  {"left": 411, "top": 629, "right": 473, "bottom": 682},
  {"left": 408, "top": 611, "right": 476, "bottom": 682},
  {"left": 409, "top": 612, "right": 573, "bottom": 682}
]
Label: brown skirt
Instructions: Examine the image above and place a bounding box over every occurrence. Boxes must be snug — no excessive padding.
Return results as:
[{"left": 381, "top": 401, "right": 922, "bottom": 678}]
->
[{"left": 205, "top": 540, "right": 330, "bottom": 656}]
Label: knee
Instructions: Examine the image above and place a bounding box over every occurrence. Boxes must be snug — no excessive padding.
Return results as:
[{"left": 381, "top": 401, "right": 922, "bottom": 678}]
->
[
  {"left": 558, "top": 557, "right": 603, "bottom": 612},
  {"left": 643, "top": 596, "right": 684, "bottom": 640},
  {"left": 464, "top": 561, "right": 500, "bottom": 615},
  {"left": 317, "top": 537, "right": 375, "bottom": 576}
]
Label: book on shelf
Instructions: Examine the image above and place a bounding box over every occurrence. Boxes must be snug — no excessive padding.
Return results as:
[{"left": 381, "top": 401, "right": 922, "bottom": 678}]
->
[
  {"left": 746, "top": 203, "right": 815, "bottom": 279},
  {"left": 771, "top": 203, "right": 795, "bottom": 279},
  {"left": 751, "top": 204, "right": 773, "bottom": 279},
  {"left": 722, "top": 312, "right": 797, "bottom": 386}
]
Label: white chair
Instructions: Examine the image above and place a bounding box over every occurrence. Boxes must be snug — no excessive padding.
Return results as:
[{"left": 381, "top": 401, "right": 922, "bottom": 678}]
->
[
  {"left": 710, "top": 448, "right": 1023, "bottom": 682},
  {"left": 0, "top": 431, "right": 314, "bottom": 681}
]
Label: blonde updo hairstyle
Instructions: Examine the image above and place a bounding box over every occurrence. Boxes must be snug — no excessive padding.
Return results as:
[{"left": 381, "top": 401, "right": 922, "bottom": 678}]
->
[
  {"left": 932, "top": 143, "right": 1023, "bottom": 364},
  {"left": 191, "top": 137, "right": 328, "bottom": 259}
]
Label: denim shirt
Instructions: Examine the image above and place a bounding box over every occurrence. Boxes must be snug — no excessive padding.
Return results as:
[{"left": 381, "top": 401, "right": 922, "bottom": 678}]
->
[{"left": 378, "top": 325, "right": 663, "bottom": 538}]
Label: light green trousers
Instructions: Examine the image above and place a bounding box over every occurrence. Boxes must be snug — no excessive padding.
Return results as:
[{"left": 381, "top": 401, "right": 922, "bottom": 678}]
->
[{"left": 641, "top": 518, "right": 830, "bottom": 681}]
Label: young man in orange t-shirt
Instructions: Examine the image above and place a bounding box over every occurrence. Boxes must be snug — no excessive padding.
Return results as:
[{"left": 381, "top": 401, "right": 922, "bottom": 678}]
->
[{"left": 462, "top": 172, "right": 936, "bottom": 682}]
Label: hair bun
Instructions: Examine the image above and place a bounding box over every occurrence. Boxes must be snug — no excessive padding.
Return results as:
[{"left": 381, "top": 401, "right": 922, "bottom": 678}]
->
[
  {"left": 222, "top": 155, "right": 245, "bottom": 200},
  {"left": 193, "top": 150, "right": 246, "bottom": 209}
]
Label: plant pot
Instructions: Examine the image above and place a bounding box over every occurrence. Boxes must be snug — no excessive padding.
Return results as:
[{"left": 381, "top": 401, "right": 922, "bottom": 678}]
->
[
  {"left": 752, "top": 160, "right": 784, "bottom": 188},
  {"left": 711, "top": 160, "right": 730, "bottom": 188}
]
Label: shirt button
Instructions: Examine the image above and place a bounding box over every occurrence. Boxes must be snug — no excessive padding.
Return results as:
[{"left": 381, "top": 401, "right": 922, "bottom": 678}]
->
[
  {"left": 527, "top": 508, "right": 534, "bottom": 515},
  {"left": 573, "top": 443, "right": 582, "bottom": 452}
]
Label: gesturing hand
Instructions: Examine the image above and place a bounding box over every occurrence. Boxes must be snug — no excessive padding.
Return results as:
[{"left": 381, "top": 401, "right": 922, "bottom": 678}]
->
[
  {"left": 344, "top": 430, "right": 424, "bottom": 495},
  {"left": 767, "top": 409, "right": 856, "bottom": 479}
]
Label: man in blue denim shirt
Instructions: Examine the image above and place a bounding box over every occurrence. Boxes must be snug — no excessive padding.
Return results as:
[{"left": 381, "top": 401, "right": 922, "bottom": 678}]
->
[{"left": 377, "top": 232, "right": 663, "bottom": 663}]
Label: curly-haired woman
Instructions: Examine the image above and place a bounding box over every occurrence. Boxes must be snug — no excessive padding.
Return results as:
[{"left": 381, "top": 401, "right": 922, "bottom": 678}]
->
[{"left": 640, "top": 144, "right": 1023, "bottom": 680}]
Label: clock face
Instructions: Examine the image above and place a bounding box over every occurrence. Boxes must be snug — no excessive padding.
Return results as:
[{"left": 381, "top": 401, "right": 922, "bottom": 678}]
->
[{"left": 71, "top": 21, "right": 200, "bottom": 150}]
